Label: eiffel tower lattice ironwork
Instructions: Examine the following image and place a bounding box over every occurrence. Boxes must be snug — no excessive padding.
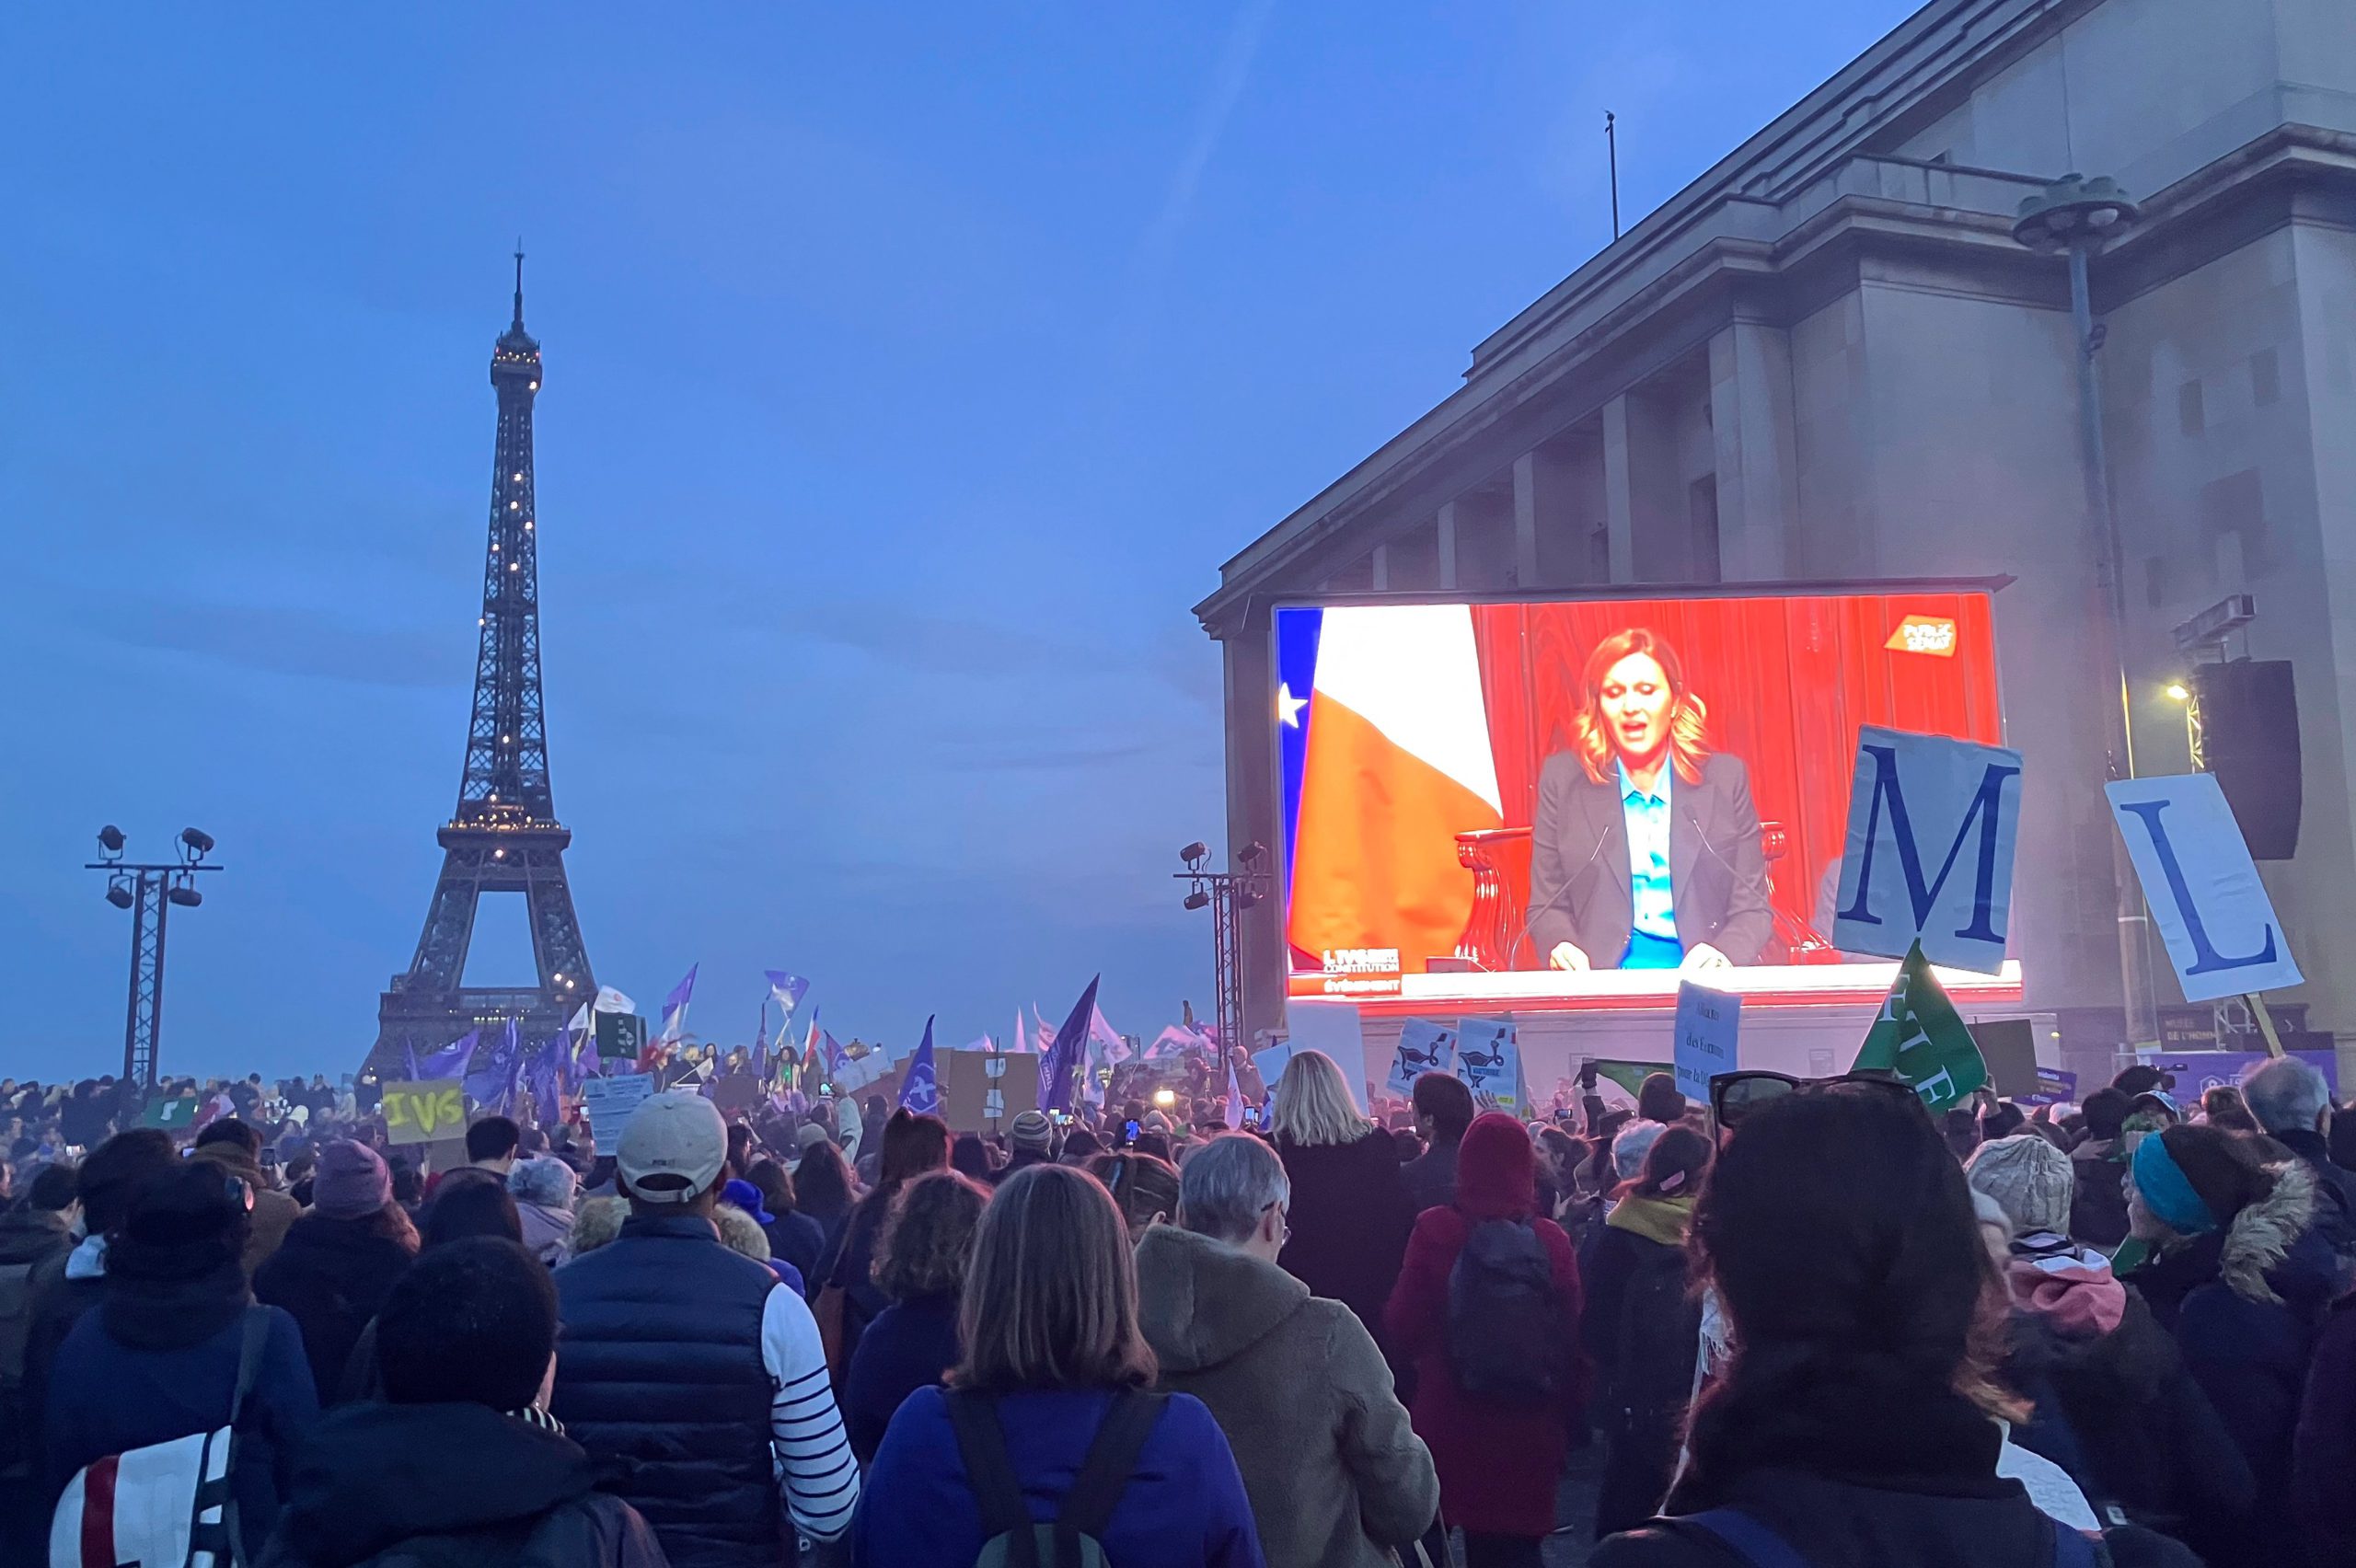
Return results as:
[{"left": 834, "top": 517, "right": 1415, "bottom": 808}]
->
[{"left": 370, "top": 251, "right": 595, "bottom": 1073}]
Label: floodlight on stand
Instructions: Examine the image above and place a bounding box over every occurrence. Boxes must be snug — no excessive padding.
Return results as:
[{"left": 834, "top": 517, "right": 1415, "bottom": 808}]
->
[
  {"left": 1184, "top": 890, "right": 1210, "bottom": 911},
  {"left": 167, "top": 885, "right": 202, "bottom": 908},
  {"left": 1237, "top": 888, "right": 1261, "bottom": 911},
  {"left": 180, "top": 827, "right": 215, "bottom": 857},
  {"left": 1180, "top": 841, "right": 1208, "bottom": 867},
  {"left": 98, "top": 824, "right": 126, "bottom": 856},
  {"left": 106, "top": 881, "right": 134, "bottom": 910},
  {"left": 1240, "top": 841, "right": 1265, "bottom": 865}
]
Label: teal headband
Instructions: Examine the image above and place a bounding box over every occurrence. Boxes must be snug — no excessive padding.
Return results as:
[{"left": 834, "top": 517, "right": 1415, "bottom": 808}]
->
[{"left": 2131, "top": 1134, "right": 2216, "bottom": 1238}]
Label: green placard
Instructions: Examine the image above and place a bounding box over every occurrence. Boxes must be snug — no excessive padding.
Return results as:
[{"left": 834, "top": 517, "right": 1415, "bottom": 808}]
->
[
  {"left": 595, "top": 1012, "right": 648, "bottom": 1061},
  {"left": 141, "top": 1097, "right": 197, "bottom": 1130}
]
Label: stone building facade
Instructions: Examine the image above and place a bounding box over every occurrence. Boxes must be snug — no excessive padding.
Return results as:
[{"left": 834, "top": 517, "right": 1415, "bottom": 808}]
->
[{"left": 1195, "top": 0, "right": 2356, "bottom": 1056}]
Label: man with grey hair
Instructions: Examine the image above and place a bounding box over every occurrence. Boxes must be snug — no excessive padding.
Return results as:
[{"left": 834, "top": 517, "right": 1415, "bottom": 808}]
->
[
  {"left": 1133, "top": 1133, "right": 1438, "bottom": 1568},
  {"left": 2242, "top": 1055, "right": 2356, "bottom": 1275}
]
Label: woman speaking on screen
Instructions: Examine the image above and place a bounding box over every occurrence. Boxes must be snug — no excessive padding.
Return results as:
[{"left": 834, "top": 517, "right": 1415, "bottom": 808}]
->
[{"left": 1526, "top": 628, "right": 1773, "bottom": 973}]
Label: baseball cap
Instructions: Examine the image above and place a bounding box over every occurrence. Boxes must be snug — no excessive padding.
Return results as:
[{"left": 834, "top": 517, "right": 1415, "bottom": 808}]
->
[{"left": 616, "top": 1091, "right": 727, "bottom": 1204}]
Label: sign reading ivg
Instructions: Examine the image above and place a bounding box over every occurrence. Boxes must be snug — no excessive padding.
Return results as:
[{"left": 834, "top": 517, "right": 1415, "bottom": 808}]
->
[
  {"left": 2106, "top": 773, "right": 2302, "bottom": 1002},
  {"left": 1832, "top": 726, "right": 2025, "bottom": 974}
]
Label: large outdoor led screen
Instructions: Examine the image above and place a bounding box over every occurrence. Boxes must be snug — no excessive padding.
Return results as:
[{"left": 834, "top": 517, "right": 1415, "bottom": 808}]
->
[{"left": 1274, "top": 589, "right": 2004, "bottom": 984}]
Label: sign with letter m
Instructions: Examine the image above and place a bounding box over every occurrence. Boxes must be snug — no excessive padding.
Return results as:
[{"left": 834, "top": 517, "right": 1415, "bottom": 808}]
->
[{"left": 1832, "top": 726, "right": 2025, "bottom": 974}]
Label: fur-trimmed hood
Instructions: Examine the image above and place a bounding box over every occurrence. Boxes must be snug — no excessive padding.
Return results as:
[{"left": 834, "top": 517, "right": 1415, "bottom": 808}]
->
[{"left": 2219, "top": 1158, "right": 2320, "bottom": 1306}]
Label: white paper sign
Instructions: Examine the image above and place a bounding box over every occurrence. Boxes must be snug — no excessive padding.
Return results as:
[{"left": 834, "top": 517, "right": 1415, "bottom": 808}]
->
[
  {"left": 1387, "top": 1019, "right": 1458, "bottom": 1098},
  {"left": 1452, "top": 1019, "right": 1522, "bottom": 1113},
  {"left": 1285, "top": 998, "right": 1370, "bottom": 1113},
  {"left": 1672, "top": 982, "right": 1741, "bottom": 1102},
  {"left": 1831, "top": 725, "right": 2024, "bottom": 974},
  {"left": 579, "top": 1072, "right": 657, "bottom": 1142},
  {"left": 2107, "top": 773, "right": 2303, "bottom": 1002}
]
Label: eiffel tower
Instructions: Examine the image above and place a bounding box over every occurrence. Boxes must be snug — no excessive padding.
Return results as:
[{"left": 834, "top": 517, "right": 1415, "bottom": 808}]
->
[{"left": 369, "top": 252, "right": 595, "bottom": 1072}]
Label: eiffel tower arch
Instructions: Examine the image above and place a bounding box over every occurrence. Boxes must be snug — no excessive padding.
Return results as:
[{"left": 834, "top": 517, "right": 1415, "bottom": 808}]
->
[{"left": 370, "top": 253, "right": 595, "bottom": 1072}]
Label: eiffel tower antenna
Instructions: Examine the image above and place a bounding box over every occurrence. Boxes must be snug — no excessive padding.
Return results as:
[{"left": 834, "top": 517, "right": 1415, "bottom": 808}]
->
[{"left": 371, "top": 259, "right": 595, "bottom": 1075}]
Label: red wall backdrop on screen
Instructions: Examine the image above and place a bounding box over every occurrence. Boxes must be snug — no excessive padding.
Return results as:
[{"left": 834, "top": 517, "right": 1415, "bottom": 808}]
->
[{"left": 1280, "top": 589, "right": 2004, "bottom": 975}]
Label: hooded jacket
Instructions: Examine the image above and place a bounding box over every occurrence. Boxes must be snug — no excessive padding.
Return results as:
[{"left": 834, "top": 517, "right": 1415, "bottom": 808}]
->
[
  {"left": 189, "top": 1142, "right": 303, "bottom": 1274},
  {"left": 1382, "top": 1113, "right": 1587, "bottom": 1538},
  {"left": 260, "top": 1401, "right": 667, "bottom": 1568},
  {"left": 1136, "top": 1224, "right": 1437, "bottom": 1568},
  {"left": 254, "top": 1214, "right": 416, "bottom": 1401},
  {"left": 2125, "top": 1159, "right": 2334, "bottom": 1568}
]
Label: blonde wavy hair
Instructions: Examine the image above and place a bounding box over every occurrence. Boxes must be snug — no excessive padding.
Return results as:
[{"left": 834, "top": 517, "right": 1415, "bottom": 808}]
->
[
  {"left": 1568, "top": 628, "right": 1712, "bottom": 787},
  {"left": 1267, "top": 1049, "right": 1371, "bottom": 1148}
]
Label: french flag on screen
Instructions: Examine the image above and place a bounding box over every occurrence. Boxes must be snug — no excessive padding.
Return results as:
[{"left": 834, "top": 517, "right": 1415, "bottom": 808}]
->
[{"left": 1285, "top": 605, "right": 1503, "bottom": 971}]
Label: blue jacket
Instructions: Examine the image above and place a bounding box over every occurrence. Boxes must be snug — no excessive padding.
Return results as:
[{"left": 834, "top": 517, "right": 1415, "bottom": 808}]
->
[
  {"left": 842, "top": 1292, "right": 960, "bottom": 1464},
  {"left": 552, "top": 1213, "right": 785, "bottom": 1568},
  {"left": 852, "top": 1386, "right": 1265, "bottom": 1568},
  {"left": 44, "top": 1305, "right": 319, "bottom": 1559}
]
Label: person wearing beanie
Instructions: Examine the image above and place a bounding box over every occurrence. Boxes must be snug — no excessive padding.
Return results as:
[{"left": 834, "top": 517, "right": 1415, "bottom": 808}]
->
[
  {"left": 1386, "top": 1112, "right": 1588, "bottom": 1558},
  {"left": 1967, "top": 1134, "right": 2079, "bottom": 1248},
  {"left": 255, "top": 1140, "right": 419, "bottom": 1400},
  {"left": 2119, "top": 1124, "right": 2336, "bottom": 1568},
  {"left": 261, "top": 1239, "right": 665, "bottom": 1568},
  {"left": 46, "top": 1163, "right": 318, "bottom": 1561},
  {"left": 988, "top": 1109, "right": 1056, "bottom": 1188}
]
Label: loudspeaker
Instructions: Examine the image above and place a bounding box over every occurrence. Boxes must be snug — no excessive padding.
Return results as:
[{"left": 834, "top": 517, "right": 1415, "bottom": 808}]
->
[{"left": 2191, "top": 659, "right": 2301, "bottom": 859}]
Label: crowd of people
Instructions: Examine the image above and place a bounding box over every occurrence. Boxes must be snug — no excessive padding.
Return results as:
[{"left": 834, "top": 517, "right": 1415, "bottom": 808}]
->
[{"left": 5, "top": 1048, "right": 2356, "bottom": 1565}]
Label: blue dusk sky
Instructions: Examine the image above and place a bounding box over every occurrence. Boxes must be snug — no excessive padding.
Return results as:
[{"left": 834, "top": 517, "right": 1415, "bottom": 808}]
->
[{"left": 1, "top": 3, "right": 1912, "bottom": 1082}]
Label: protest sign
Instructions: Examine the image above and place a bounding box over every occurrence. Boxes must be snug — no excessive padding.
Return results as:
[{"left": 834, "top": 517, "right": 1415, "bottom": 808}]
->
[
  {"left": 2107, "top": 773, "right": 2303, "bottom": 1003},
  {"left": 579, "top": 1072, "right": 656, "bottom": 1142},
  {"left": 1250, "top": 1042, "right": 1294, "bottom": 1098},
  {"left": 1287, "top": 998, "right": 1369, "bottom": 1112},
  {"left": 1671, "top": 983, "right": 1740, "bottom": 1102},
  {"left": 2020, "top": 1066, "right": 2079, "bottom": 1107},
  {"left": 1832, "top": 726, "right": 2023, "bottom": 974},
  {"left": 1386, "top": 1020, "right": 1458, "bottom": 1099},
  {"left": 381, "top": 1079, "right": 466, "bottom": 1146},
  {"left": 1970, "top": 1018, "right": 2041, "bottom": 1099},
  {"left": 1854, "top": 943, "right": 1988, "bottom": 1113},
  {"left": 595, "top": 1011, "right": 648, "bottom": 1062},
  {"left": 1453, "top": 1019, "right": 1522, "bottom": 1113}
]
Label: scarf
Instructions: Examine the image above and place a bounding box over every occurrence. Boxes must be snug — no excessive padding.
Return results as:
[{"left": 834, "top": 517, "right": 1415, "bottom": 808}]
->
[{"left": 1606, "top": 1193, "right": 1695, "bottom": 1249}]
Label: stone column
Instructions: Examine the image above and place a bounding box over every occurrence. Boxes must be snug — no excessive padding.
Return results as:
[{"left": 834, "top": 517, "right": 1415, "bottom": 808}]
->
[{"left": 1708, "top": 323, "right": 1801, "bottom": 581}]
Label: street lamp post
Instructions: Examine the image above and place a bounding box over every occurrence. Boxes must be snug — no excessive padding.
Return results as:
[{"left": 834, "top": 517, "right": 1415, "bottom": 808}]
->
[
  {"left": 2013, "top": 174, "right": 2160, "bottom": 1049},
  {"left": 1176, "top": 841, "right": 1270, "bottom": 1065},
  {"left": 86, "top": 826, "right": 221, "bottom": 1093}
]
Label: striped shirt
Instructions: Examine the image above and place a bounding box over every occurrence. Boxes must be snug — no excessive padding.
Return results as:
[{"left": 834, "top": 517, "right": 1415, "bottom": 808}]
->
[{"left": 761, "top": 1286, "right": 860, "bottom": 1540}]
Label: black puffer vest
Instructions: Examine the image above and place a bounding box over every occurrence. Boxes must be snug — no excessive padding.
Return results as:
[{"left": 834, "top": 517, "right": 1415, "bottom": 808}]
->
[{"left": 551, "top": 1215, "right": 780, "bottom": 1568}]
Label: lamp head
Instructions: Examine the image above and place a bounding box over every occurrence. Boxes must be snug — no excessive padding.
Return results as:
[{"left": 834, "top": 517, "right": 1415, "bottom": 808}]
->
[
  {"left": 179, "top": 827, "right": 215, "bottom": 858},
  {"left": 97, "top": 824, "right": 126, "bottom": 857},
  {"left": 2012, "top": 174, "right": 2139, "bottom": 254}
]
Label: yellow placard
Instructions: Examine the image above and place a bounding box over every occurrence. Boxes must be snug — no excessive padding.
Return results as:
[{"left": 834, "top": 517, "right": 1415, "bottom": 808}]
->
[{"left": 381, "top": 1079, "right": 466, "bottom": 1145}]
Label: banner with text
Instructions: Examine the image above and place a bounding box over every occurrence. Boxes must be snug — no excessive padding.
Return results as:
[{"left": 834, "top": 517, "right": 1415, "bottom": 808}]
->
[{"left": 382, "top": 1079, "right": 466, "bottom": 1146}]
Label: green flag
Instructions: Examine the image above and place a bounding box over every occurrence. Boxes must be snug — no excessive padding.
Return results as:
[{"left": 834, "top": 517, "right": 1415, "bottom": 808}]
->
[
  {"left": 140, "top": 1096, "right": 197, "bottom": 1131},
  {"left": 1854, "top": 942, "right": 1988, "bottom": 1113}
]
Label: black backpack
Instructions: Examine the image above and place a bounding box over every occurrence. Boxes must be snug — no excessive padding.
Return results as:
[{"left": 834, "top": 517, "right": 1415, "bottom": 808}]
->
[
  {"left": 1446, "top": 1217, "right": 1565, "bottom": 1403},
  {"left": 945, "top": 1387, "right": 1168, "bottom": 1568}
]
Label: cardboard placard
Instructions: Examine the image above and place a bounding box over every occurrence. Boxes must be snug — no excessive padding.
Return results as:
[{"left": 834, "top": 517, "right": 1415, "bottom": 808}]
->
[
  {"left": 1386, "top": 1020, "right": 1458, "bottom": 1099},
  {"left": 381, "top": 1080, "right": 467, "bottom": 1146},
  {"left": 2107, "top": 773, "right": 2304, "bottom": 1002},
  {"left": 1453, "top": 1019, "right": 1522, "bottom": 1114}
]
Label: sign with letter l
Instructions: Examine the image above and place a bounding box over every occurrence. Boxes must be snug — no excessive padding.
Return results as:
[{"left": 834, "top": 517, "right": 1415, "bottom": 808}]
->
[
  {"left": 2107, "top": 773, "right": 2302, "bottom": 1002},
  {"left": 1832, "top": 725, "right": 2024, "bottom": 974}
]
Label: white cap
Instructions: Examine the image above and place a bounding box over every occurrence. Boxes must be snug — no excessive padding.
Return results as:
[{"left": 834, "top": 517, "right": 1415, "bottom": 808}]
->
[{"left": 615, "top": 1090, "right": 727, "bottom": 1204}]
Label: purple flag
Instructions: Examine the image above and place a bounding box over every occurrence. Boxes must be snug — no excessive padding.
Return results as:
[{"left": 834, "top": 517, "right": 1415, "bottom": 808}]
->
[
  {"left": 656, "top": 963, "right": 699, "bottom": 1046},
  {"left": 765, "top": 972, "right": 810, "bottom": 1014},
  {"left": 464, "top": 1019, "right": 522, "bottom": 1112},
  {"left": 899, "top": 1017, "right": 940, "bottom": 1115},
  {"left": 1039, "top": 975, "right": 1102, "bottom": 1113},
  {"left": 413, "top": 1029, "right": 479, "bottom": 1083}
]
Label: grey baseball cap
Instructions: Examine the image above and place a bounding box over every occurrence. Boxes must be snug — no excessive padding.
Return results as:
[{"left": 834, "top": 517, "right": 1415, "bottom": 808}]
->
[{"left": 615, "top": 1090, "right": 727, "bottom": 1204}]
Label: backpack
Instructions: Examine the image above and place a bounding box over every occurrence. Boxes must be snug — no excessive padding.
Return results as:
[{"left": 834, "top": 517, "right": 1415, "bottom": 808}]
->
[
  {"left": 1446, "top": 1217, "right": 1565, "bottom": 1403},
  {"left": 50, "top": 1308, "right": 270, "bottom": 1568},
  {"left": 944, "top": 1388, "right": 1168, "bottom": 1568}
]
